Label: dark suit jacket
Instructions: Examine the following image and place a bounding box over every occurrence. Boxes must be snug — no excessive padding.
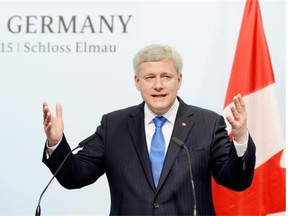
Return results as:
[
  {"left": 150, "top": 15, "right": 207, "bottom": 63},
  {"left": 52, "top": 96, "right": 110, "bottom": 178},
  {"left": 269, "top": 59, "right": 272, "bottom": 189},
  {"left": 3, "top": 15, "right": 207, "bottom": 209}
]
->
[{"left": 43, "top": 98, "right": 256, "bottom": 215}]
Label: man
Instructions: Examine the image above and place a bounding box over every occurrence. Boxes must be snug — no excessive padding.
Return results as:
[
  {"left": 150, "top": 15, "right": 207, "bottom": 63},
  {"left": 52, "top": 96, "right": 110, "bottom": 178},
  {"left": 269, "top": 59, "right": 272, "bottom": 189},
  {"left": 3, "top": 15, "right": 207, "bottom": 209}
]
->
[{"left": 42, "top": 44, "right": 256, "bottom": 215}]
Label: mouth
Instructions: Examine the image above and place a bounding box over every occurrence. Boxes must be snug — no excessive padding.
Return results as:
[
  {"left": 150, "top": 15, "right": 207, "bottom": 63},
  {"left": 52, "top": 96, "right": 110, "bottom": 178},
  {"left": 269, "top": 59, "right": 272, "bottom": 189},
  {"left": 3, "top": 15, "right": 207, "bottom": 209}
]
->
[{"left": 152, "top": 94, "right": 167, "bottom": 98}]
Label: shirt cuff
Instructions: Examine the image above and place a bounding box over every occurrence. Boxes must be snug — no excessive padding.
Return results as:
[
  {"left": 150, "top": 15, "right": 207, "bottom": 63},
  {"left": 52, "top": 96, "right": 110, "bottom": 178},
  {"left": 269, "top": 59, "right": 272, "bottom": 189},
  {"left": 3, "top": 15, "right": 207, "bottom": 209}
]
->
[
  {"left": 233, "top": 131, "right": 249, "bottom": 157},
  {"left": 45, "top": 137, "right": 62, "bottom": 159}
]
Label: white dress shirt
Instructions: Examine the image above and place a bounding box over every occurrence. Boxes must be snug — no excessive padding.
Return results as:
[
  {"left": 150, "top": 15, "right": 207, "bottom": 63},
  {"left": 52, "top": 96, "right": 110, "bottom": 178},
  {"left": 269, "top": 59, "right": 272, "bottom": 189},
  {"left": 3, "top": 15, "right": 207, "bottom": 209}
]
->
[{"left": 144, "top": 99, "right": 179, "bottom": 154}]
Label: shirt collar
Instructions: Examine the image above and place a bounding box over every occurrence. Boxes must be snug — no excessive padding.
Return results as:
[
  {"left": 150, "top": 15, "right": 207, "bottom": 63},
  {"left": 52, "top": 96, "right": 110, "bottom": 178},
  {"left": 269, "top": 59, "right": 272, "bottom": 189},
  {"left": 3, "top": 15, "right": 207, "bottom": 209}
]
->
[{"left": 144, "top": 98, "right": 179, "bottom": 126}]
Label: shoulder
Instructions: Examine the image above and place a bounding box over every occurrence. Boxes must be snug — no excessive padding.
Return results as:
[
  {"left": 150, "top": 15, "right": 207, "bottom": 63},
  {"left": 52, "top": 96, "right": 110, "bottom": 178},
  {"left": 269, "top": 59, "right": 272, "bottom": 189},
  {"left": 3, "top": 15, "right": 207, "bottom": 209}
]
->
[
  {"left": 178, "top": 98, "right": 226, "bottom": 129},
  {"left": 191, "top": 105, "right": 220, "bottom": 117},
  {"left": 103, "top": 102, "right": 144, "bottom": 120},
  {"left": 179, "top": 97, "right": 221, "bottom": 119}
]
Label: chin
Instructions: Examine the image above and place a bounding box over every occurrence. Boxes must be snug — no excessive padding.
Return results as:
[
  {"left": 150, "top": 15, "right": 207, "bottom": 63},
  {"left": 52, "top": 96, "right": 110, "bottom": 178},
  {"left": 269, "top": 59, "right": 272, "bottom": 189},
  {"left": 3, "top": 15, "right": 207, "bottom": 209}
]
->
[{"left": 151, "top": 106, "right": 168, "bottom": 115}]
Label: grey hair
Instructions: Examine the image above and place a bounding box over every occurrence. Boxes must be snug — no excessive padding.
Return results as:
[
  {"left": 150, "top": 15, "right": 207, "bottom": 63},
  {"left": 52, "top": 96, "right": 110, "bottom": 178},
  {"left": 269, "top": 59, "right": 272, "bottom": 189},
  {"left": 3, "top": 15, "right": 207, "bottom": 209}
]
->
[{"left": 133, "top": 44, "right": 183, "bottom": 75}]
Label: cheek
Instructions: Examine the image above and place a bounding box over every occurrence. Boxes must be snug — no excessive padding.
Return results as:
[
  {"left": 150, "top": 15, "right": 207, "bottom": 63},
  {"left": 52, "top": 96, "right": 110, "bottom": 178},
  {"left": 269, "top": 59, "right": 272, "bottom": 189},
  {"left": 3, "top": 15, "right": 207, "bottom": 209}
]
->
[
  {"left": 140, "top": 86, "right": 150, "bottom": 94},
  {"left": 138, "top": 81, "right": 152, "bottom": 91},
  {"left": 176, "top": 81, "right": 182, "bottom": 90},
  {"left": 168, "top": 82, "right": 181, "bottom": 92},
  {"left": 136, "top": 83, "right": 148, "bottom": 93}
]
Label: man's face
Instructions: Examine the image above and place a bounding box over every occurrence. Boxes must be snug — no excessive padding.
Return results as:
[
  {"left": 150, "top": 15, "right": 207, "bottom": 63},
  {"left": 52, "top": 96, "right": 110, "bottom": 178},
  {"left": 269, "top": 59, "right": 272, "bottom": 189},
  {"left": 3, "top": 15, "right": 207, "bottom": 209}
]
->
[{"left": 134, "top": 60, "right": 182, "bottom": 115}]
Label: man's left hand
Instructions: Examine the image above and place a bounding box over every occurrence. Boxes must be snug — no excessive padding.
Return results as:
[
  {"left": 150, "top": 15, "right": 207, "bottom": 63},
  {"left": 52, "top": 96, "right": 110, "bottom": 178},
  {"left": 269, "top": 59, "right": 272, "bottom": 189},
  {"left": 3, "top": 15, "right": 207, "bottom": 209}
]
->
[{"left": 226, "top": 94, "right": 248, "bottom": 144}]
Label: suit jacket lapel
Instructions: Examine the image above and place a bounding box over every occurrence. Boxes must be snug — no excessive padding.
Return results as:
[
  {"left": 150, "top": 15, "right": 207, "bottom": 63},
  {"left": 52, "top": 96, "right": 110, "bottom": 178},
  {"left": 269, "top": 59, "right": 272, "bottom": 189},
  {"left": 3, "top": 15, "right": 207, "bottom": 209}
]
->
[
  {"left": 126, "top": 103, "right": 156, "bottom": 192},
  {"left": 157, "top": 99, "right": 195, "bottom": 192},
  {"left": 126, "top": 99, "right": 196, "bottom": 193}
]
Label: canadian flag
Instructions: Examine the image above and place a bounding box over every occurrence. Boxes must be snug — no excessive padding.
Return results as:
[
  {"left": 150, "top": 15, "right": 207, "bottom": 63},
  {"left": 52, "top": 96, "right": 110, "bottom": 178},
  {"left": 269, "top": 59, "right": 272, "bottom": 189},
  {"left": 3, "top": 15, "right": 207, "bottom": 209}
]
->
[{"left": 212, "top": 0, "right": 286, "bottom": 215}]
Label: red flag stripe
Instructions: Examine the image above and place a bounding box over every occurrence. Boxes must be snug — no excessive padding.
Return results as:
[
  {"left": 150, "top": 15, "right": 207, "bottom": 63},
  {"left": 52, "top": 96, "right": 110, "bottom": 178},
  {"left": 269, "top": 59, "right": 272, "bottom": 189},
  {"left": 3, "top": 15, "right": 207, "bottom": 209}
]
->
[
  {"left": 224, "top": 0, "right": 275, "bottom": 108},
  {"left": 213, "top": 150, "right": 285, "bottom": 215}
]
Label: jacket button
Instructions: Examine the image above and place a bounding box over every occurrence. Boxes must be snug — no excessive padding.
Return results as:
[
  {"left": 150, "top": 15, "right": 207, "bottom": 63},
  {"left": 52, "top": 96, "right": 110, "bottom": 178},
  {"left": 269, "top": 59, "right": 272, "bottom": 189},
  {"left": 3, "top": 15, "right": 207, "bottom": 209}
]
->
[
  {"left": 243, "top": 161, "right": 246, "bottom": 171},
  {"left": 154, "top": 203, "right": 160, "bottom": 208}
]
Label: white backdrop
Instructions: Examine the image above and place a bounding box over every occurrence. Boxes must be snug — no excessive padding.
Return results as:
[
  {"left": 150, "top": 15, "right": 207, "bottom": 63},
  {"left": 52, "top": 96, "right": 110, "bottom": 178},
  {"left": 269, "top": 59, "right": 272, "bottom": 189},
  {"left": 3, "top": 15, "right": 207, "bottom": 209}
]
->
[{"left": 0, "top": 0, "right": 285, "bottom": 215}]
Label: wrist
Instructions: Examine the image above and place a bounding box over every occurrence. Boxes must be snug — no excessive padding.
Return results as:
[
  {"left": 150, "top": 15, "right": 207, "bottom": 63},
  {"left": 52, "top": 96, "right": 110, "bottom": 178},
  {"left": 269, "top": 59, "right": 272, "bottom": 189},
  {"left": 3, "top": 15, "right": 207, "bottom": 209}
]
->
[
  {"left": 233, "top": 130, "right": 248, "bottom": 144},
  {"left": 47, "top": 135, "right": 63, "bottom": 147}
]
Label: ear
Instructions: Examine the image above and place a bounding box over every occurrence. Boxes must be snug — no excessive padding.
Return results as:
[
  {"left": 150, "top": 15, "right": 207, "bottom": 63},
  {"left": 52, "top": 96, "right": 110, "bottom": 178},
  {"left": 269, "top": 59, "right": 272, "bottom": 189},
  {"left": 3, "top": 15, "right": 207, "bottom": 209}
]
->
[
  {"left": 177, "top": 73, "right": 182, "bottom": 89},
  {"left": 134, "top": 75, "right": 140, "bottom": 90}
]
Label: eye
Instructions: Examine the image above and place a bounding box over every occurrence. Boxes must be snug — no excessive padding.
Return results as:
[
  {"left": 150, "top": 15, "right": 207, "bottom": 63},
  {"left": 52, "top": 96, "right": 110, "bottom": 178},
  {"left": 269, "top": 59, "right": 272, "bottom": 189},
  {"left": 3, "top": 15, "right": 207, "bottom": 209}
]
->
[
  {"left": 162, "top": 75, "right": 172, "bottom": 81},
  {"left": 145, "top": 76, "right": 155, "bottom": 82}
]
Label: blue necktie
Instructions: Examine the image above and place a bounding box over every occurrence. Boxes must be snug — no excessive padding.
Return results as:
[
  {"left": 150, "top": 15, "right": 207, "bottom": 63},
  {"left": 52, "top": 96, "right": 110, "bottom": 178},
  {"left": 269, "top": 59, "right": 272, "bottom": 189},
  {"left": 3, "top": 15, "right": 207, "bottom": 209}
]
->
[{"left": 149, "top": 116, "right": 167, "bottom": 187}]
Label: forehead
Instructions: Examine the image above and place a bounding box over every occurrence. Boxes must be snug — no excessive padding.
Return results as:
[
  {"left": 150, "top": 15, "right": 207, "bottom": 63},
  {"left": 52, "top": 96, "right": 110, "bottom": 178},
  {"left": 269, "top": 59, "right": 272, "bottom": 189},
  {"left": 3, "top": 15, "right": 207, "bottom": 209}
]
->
[{"left": 139, "top": 60, "right": 177, "bottom": 74}]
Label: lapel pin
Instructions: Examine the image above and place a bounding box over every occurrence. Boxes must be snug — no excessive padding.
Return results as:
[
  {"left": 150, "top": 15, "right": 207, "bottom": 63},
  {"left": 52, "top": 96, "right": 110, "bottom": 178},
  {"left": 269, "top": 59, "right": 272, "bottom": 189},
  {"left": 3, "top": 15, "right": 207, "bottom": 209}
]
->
[{"left": 181, "top": 122, "right": 187, "bottom": 127}]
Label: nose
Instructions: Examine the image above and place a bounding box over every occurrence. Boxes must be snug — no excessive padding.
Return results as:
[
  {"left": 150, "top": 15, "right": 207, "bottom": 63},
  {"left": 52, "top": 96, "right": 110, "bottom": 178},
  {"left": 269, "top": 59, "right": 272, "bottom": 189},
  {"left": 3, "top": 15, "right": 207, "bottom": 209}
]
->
[{"left": 153, "top": 77, "right": 164, "bottom": 89}]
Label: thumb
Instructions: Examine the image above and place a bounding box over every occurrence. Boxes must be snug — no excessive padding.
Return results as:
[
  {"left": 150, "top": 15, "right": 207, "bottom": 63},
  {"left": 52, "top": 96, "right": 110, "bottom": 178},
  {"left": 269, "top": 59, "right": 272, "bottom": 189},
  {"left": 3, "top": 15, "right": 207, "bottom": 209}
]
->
[
  {"left": 225, "top": 115, "right": 234, "bottom": 126},
  {"left": 56, "top": 103, "right": 63, "bottom": 118}
]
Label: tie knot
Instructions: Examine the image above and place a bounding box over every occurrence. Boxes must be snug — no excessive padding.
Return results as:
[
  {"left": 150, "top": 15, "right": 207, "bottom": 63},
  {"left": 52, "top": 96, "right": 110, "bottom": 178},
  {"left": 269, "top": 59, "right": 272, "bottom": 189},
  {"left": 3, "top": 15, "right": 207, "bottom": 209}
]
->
[{"left": 153, "top": 116, "right": 167, "bottom": 128}]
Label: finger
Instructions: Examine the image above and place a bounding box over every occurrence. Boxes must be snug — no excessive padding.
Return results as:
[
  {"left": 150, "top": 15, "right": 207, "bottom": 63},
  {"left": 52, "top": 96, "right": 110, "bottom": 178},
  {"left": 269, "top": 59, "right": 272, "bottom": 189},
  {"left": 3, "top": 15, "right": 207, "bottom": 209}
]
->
[
  {"left": 237, "top": 94, "right": 246, "bottom": 110},
  {"left": 44, "top": 122, "right": 52, "bottom": 132},
  {"left": 43, "top": 110, "right": 51, "bottom": 127},
  {"left": 56, "top": 103, "right": 63, "bottom": 118},
  {"left": 42, "top": 101, "right": 47, "bottom": 109},
  {"left": 235, "top": 96, "right": 246, "bottom": 116},
  {"left": 226, "top": 115, "right": 234, "bottom": 125},
  {"left": 43, "top": 102, "right": 48, "bottom": 114},
  {"left": 230, "top": 105, "right": 240, "bottom": 121},
  {"left": 43, "top": 102, "right": 51, "bottom": 123},
  {"left": 43, "top": 101, "right": 50, "bottom": 116},
  {"left": 233, "top": 95, "right": 242, "bottom": 113}
]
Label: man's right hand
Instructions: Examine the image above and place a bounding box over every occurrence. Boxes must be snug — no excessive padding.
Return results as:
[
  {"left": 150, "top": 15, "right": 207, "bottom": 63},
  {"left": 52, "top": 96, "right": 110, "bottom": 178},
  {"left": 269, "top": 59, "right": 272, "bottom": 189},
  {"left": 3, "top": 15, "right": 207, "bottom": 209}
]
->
[{"left": 42, "top": 102, "right": 64, "bottom": 147}]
